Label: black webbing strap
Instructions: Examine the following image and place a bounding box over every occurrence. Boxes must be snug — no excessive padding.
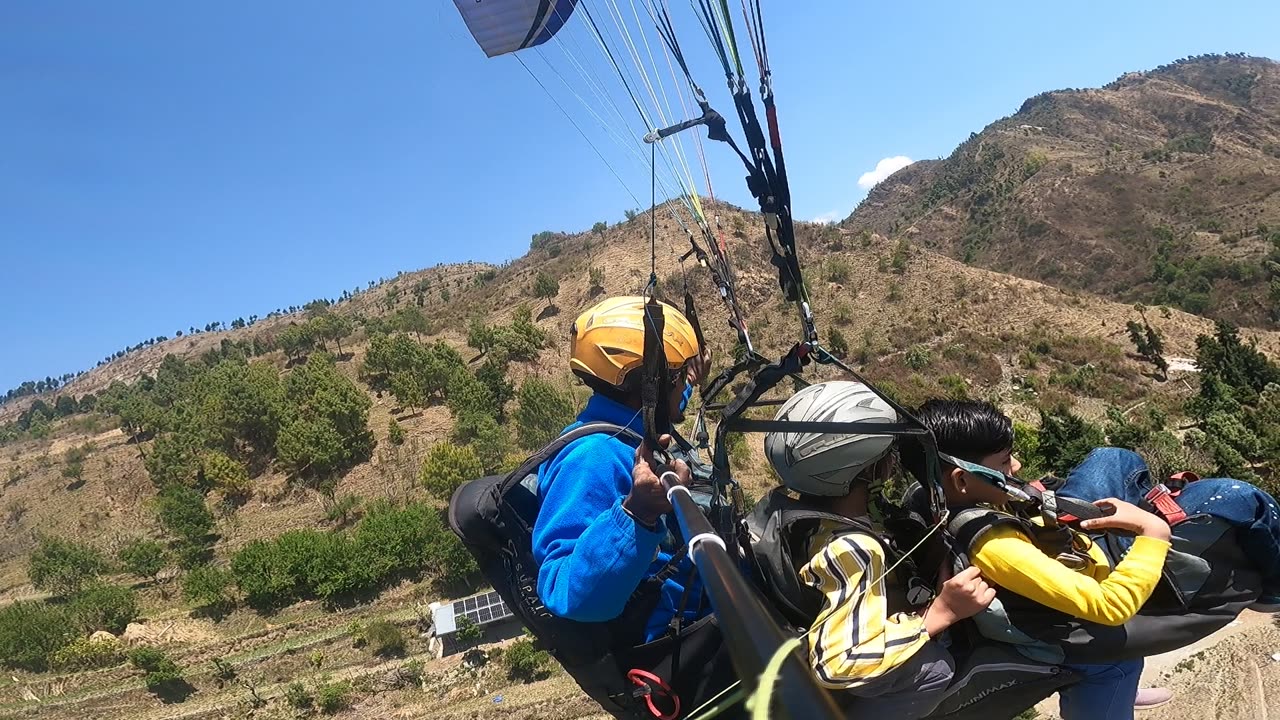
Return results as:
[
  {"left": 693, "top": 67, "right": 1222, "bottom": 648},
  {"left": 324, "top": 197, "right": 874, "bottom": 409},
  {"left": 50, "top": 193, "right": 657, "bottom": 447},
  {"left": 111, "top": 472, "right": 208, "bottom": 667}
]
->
[{"left": 640, "top": 295, "right": 671, "bottom": 451}]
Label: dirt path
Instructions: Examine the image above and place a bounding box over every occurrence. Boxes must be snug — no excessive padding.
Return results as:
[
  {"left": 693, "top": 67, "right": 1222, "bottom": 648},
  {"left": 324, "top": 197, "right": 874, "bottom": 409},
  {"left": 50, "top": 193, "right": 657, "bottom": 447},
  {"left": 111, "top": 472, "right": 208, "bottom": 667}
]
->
[{"left": 1035, "top": 610, "right": 1280, "bottom": 719}]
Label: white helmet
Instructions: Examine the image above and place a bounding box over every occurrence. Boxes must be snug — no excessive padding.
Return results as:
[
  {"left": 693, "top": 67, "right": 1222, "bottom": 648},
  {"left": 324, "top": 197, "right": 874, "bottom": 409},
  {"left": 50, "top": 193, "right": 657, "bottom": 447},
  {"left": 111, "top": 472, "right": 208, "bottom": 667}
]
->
[{"left": 765, "top": 381, "right": 898, "bottom": 497}]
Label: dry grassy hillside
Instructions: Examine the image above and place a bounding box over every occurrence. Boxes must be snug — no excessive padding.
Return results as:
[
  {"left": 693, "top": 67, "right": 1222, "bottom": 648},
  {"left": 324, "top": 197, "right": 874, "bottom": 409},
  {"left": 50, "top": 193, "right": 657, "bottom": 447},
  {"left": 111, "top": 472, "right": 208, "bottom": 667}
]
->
[
  {"left": 847, "top": 54, "right": 1280, "bottom": 328},
  {"left": 1, "top": 204, "right": 1276, "bottom": 718},
  {"left": 5, "top": 202, "right": 1276, "bottom": 598},
  {"left": 0, "top": 263, "right": 493, "bottom": 426}
]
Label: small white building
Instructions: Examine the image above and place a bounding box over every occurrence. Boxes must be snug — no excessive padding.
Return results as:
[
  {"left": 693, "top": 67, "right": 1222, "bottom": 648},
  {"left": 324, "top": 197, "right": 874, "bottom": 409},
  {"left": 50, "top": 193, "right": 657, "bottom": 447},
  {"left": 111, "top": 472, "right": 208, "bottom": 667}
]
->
[{"left": 428, "top": 589, "right": 525, "bottom": 657}]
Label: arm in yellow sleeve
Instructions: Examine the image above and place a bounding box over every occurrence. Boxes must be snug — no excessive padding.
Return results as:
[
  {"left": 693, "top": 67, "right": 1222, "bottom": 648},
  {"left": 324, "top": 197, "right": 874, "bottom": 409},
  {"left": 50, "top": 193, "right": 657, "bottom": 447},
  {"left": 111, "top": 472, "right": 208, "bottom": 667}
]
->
[
  {"left": 970, "top": 525, "right": 1170, "bottom": 626},
  {"left": 799, "top": 533, "right": 931, "bottom": 689}
]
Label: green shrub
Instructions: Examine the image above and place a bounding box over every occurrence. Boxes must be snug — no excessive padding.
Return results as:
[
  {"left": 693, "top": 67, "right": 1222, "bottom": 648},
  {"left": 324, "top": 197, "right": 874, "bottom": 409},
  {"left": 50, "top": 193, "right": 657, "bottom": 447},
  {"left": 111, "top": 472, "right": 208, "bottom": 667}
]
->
[
  {"left": 939, "top": 374, "right": 969, "bottom": 400},
  {"left": 420, "top": 443, "right": 484, "bottom": 499},
  {"left": 532, "top": 272, "right": 560, "bottom": 305},
  {"left": 504, "top": 636, "right": 551, "bottom": 682},
  {"left": 69, "top": 583, "right": 139, "bottom": 634},
  {"left": 199, "top": 450, "right": 251, "bottom": 499},
  {"left": 316, "top": 678, "right": 354, "bottom": 714},
  {"left": 144, "top": 432, "right": 201, "bottom": 489},
  {"left": 347, "top": 620, "right": 366, "bottom": 647},
  {"left": 453, "top": 412, "right": 510, "bottom": 474},
  {"left": 831, "top": 301, "right": 853, "bottom": 326},
  {"left": 446, "top": 369, "right": 498, "bottom": 420},
  {"left": 117, "top": 538, "right": 169, "bottom": 582},
  {"left": 352, "top": 501, "right": 432, "bottom": 582},
  {"left": 725, "top": 431, "right": 751, "bottom": 468},
  {"left": 1023, "top": 151, "right": 1048, "bottom": 179},
  {"left": 362, "top": 619, "right": 406, "bottom": 657},
  {"left": 476, "top": 353, "right": 515, "bottom": 416},
  {"left": 232, "top": 502, "right": 451, "bottom": 609},
  {"left": 400, "top": 658, "right": 425, "bottom": 685},
  {"left": 182, "top": 565, "right": 234, "bottom": 611},
  {"left": 826, "top": 257, "right": 851, "bottom": 282},
  {"left": 905, "top": 345, "right": 932, "bottom": 370},
  {"left": 128, "top": 647, "right": 184, "bottom": 694},
  {"left": 1036, "top": 406, "right": 1106, "bottom": 475},
  {"left": 890, "top": 239, "right": 911, "bottom": 274},
  {"left": 515, "top": 378, "right": 576, "bottom": 451},
  {"left": 230, "top": 538, "right": 301, "bottom": 610},
  {"left": 28, "top": 536, "right": 109, "bottom": 596},
  {"left": 455, "top": 614, "right": 484, "bottom": 643},
  {"left": 285, "top": 531, "right": 371, "bottom": 603},
  {"left": 0, "top": 601, "right": 74, "bottom": 671},
  {"left": 49, "top": 636, "right": 125, "bottom": 671},
  {"left": 277, "top": 353, "right": 376, "bottom": 479},
  {"left": 285, "top": 680, "right": 313, "bottom": 709},
  {"left": 827, "top": 328, "right": 849, "bottom": 358},
  {"left": 155, "top": 483, "right": 214, "bottom": 566},
  {"left": 428, "top": 523, "right": 479, "bottom": 591},
  {"left": 493, "top": 306, "right": 547, "bottom": 361},
  {"left": 1012, "top": 421, "right": 1046, "bottom": 480},
  {"left": 387, "top": 418, "right": 406, "bottom": 446},
  {"left": 211, "top": 656, "right": 237, "bottom": 684}
]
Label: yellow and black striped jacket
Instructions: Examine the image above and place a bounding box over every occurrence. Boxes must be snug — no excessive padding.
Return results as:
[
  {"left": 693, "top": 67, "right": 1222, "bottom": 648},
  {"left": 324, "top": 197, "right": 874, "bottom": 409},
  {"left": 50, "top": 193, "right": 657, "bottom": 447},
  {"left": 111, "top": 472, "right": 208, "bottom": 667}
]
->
[{"left": 799, "top": 518, "right": 931, "bottom": 689}]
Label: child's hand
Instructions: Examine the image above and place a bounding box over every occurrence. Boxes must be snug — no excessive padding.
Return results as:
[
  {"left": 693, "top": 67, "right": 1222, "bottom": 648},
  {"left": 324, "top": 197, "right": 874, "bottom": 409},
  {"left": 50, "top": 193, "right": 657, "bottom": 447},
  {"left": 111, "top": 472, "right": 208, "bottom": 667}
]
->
[
  {"left": 1079, "top": 498, "right": 1171, "bottom": 542},
  {"left": 937, "top": 566, "right": 997, "bottom": 620},
  {"left": 924, "top": 566, "right": 996, "bottom": 636}
]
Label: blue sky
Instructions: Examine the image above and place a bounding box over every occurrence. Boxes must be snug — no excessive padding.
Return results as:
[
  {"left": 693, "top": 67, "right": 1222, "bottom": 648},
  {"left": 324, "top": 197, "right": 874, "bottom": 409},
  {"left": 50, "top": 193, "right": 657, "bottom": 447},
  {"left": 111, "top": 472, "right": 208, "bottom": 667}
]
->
[{"left": 2, "top": 0, "right": 1279, "bottom": 392}]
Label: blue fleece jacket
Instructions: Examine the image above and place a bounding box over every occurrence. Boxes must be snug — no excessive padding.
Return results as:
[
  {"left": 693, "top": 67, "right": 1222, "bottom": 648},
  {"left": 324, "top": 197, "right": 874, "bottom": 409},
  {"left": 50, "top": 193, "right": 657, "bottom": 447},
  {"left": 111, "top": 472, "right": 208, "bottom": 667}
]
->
[{"left": 531, "top": 390, "right": 706, "bottom": 642}]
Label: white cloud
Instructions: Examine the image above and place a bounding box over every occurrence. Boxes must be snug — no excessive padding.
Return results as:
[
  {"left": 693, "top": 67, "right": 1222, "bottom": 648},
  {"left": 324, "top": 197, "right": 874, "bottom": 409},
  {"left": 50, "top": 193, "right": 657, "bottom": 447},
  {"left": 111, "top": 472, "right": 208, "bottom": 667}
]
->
[
  {"left": 811, "top": 210, "right": 842, "bottom": 224},
  {"left": 857, "top": 155, "right": 914, "bottom": 190}
]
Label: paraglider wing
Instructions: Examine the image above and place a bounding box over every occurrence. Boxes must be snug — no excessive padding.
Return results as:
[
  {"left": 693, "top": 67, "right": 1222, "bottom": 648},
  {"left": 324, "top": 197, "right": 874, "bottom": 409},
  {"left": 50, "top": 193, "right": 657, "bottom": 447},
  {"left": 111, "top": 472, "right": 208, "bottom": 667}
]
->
[{"left": 452, "top": 0, "right": 581, "bottom": 58}]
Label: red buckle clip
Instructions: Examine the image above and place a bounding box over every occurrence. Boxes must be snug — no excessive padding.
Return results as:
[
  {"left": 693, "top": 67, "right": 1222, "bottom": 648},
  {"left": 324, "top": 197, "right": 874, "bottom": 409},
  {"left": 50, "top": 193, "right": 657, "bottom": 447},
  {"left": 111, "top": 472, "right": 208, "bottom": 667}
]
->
[
  {"left": 628, "top": 669, "right": 680, "bottom": 720},
  {"left": 1144, "top": 484, "right": 1187, "bottom": 526},
  {"left": 1167, "top": 472, "right": 1199, "bottom": 493}
]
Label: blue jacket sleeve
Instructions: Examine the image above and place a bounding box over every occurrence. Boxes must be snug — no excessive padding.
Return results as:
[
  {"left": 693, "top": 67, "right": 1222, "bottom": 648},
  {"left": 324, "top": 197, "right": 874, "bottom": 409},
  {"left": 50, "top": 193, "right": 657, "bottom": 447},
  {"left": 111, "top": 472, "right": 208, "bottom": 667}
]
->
[{"left": 532, "top": 435, "right": 665, "bottom": 622}]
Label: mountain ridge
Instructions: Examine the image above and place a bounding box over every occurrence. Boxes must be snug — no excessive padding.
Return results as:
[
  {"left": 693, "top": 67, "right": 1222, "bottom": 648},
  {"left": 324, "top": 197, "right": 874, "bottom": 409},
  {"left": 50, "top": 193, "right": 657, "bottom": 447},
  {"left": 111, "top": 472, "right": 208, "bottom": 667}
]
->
[{"left": 845, "top": 53, "right": 1280, "bottom": 328}]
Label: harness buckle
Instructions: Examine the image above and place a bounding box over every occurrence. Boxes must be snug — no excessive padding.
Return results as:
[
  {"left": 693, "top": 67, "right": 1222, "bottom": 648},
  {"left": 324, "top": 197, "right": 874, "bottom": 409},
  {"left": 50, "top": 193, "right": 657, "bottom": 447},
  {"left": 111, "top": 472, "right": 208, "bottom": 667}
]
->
[
  {"left": 1167, "top": 471, "right": 1199, "bottom": 492},
  {"left": 1144, "top": 484, "right": 1187, "bottom": 526},
  {"left": 906, "top": 577, "right": 935, "bottom": 607},
  {"left": 1055, "top": 552, "right": 1089, "bottom": 570},
  {"left": 627, "top": 669, "right": 680, "bottom": 720},
  {"left": 1040, "top": 490, "right": 1060, "bottom": 528}
]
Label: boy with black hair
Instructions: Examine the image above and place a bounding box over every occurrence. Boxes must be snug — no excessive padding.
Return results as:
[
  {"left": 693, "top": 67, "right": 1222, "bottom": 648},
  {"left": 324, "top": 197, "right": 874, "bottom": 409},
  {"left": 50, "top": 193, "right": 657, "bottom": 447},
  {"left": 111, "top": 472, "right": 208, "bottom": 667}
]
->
[{"left": 909, "top": 398, "right": 1173, "bottom": 720}]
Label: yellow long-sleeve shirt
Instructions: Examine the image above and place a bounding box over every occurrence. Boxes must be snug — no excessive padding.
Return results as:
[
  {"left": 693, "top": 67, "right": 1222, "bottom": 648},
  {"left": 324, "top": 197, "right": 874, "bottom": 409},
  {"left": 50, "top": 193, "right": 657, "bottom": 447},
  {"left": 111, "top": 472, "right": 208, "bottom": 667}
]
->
[
  {"left": 970, "top": 523, "right": 1171, "bottom": 626},
  {"left": 799, "top": 520, "right": 931, "bottom": 689}
]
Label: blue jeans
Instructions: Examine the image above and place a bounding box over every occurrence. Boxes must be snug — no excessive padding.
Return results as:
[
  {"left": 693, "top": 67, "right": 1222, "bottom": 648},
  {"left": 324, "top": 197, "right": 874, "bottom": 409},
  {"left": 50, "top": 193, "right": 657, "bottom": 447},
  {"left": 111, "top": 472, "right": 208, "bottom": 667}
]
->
[
  {"left": 1058, "top": 447, "right": 1280, "bottom": 583},
  {"left": 1060, "top": 659, "right": 1143, "bottom": 720}
]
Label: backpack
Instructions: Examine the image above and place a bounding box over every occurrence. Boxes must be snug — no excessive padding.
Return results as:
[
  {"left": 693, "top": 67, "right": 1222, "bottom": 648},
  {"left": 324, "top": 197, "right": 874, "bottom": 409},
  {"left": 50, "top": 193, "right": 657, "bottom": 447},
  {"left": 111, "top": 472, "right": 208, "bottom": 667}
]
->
[
  {"left": 945, "top": 492, "right": 1262, "bottom": 664},
  {"left": 744, "top": 488, "right": 938, "bottom": 630},
  {"left": 448, "top": 422, "right": 737, "bottom": 720}
]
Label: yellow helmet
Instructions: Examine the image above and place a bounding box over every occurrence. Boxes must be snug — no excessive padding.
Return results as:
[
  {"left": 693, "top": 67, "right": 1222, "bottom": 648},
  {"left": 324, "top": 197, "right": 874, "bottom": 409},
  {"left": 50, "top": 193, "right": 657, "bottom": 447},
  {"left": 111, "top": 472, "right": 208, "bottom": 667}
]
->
[{"left": 570, "top": 296, "right": 700, "bottom": 389}]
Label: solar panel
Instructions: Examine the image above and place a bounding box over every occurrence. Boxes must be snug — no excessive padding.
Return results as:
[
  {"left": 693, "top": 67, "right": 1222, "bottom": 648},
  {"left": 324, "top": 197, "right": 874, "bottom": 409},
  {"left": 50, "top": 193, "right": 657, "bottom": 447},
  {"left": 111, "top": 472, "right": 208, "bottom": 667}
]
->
[{"left": 451, "top": 589, "right": 514, "bottom": 628}]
